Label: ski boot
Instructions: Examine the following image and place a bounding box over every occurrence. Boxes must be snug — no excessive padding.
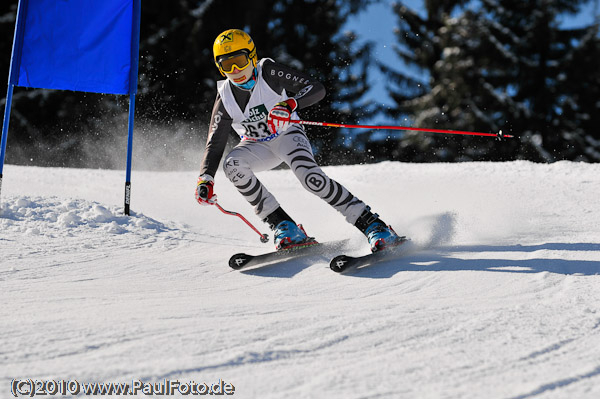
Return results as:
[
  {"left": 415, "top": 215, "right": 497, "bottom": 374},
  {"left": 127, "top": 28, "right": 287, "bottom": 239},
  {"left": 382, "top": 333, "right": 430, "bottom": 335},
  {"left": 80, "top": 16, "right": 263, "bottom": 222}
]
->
[
  {"left": 355, "top": 206, "right": 406, "bottom": 253},
  {"left": 273, "top": 221, "right": 317, "bottom": 250},
  {"left": 264, "top": 207, "right": 317, "bottom": 251},
  {"left": 364, "top": 222, "right": 405, "bottom": 252}
]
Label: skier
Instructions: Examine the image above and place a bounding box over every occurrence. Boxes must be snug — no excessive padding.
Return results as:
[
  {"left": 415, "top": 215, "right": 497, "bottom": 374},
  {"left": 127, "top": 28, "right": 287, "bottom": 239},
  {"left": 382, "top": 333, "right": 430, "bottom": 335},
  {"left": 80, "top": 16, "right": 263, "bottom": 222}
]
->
[{"left": 196, "top": 28, "right": 404, "bottom": 252}]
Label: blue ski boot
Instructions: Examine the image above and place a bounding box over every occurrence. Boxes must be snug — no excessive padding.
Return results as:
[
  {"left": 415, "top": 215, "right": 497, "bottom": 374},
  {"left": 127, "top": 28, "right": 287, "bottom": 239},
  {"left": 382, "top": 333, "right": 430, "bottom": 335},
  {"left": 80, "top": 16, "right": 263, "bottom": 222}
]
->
[
  {"left": 355, "top": 206, "right": 405, "bottom": 252},
  {"left": 364, "top": 221, "right": 404, "bottom": 252},
  {"left": 263, "top": 207, "right": 317, "bottom": 251},
  {"left": 274, "top": 221, "right": 316, "bottom": 250}
]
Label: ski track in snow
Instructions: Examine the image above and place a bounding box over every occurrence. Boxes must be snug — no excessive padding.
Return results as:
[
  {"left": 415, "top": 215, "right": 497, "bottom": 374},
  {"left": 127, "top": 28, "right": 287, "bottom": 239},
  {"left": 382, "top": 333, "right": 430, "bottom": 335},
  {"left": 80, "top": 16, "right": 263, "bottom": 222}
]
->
[{"left": 1, "top": 161, "right": 600, "bottom": 399}]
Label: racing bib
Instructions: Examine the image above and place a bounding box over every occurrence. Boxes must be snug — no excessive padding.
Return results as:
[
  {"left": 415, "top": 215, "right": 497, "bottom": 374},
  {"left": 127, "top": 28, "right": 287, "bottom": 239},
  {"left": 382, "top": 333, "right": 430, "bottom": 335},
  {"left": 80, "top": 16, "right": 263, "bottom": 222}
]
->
[{"left": 240, "top": 104, "right": 271, "bottom": 140}]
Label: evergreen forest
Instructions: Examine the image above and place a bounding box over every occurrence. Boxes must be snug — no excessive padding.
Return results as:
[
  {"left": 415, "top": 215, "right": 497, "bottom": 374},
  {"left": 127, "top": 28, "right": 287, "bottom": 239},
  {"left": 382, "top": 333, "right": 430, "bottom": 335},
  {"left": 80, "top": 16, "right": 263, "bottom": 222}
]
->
[{"left": 0, "top": 0, "right": 598, "bottom": 169}]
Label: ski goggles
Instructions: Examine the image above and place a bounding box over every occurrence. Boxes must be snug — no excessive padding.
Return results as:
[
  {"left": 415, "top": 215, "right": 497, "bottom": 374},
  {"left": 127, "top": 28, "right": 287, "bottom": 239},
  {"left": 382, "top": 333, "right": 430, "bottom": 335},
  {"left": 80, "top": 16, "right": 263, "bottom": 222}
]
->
[{"left": 217, "top": 51, "right": 251, "bottom": 74}]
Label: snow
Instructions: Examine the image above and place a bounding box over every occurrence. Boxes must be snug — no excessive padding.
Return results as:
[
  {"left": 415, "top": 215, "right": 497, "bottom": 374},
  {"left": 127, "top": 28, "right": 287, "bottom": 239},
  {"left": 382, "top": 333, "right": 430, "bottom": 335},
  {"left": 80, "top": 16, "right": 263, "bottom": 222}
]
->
[{"left": 1, "top": 161, "right": 600, "bottom": 398}]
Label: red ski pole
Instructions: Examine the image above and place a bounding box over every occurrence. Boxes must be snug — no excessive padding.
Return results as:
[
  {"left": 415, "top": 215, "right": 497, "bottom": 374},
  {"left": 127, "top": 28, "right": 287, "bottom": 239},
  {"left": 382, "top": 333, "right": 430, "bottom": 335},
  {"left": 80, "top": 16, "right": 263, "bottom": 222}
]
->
[
  {"left": 290, "top": 120, "right": 513, "bottom": 139},
  {"left": 214, "top": 202, "right": 270, "bottom": 243}
]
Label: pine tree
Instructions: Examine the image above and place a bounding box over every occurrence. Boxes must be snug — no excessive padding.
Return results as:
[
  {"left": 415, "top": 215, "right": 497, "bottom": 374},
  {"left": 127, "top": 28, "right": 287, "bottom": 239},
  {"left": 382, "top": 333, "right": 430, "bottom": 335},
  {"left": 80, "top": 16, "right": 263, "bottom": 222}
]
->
[
  {"left": 464, "top": 0, "right": 597, "bottom": 161},
  {"left": 381, "top": 0, "right": 600, "bottom": 162},
  {"left": 560, "top": 18, "right": 600, "bottom": 160},
  {"left": 379, "top": 0, "right": 469, "bottom": 162}
]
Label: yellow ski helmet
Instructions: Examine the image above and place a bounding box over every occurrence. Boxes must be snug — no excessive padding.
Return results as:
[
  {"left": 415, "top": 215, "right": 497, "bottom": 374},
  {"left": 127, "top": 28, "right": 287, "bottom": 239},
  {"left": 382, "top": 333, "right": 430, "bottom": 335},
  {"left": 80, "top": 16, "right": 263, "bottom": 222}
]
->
[{"left": 213, "top": 29, "right": 257, "bottom": 76}]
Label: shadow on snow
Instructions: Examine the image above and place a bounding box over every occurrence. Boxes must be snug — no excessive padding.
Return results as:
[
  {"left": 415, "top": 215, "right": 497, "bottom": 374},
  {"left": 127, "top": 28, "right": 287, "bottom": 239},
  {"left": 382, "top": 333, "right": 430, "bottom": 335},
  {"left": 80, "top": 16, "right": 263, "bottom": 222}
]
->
[{"left": 346, "top": 242, "right": 600, "bottom": 279}]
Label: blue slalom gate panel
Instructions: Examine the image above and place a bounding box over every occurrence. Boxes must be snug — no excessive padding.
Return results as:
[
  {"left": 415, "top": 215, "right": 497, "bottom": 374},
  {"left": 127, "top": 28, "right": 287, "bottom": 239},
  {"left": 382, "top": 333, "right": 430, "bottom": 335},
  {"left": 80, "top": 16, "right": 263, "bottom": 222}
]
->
[
  {"left": 12, "top": 0, "right": 137, "bottom": 95},
  {"left": 1, "top": 0, "right": 141, "bottom": 215}
]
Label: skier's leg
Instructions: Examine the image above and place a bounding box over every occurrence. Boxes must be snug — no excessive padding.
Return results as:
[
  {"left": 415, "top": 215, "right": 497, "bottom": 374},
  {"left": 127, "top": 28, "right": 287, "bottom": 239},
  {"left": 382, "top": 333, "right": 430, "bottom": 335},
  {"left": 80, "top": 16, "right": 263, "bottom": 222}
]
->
[
  {"left": 223, "top": 140, "right": 311, "bottom": 249},
  {"left": 222, "top": 140, "right": 283, "bottom": 219},
  {"left": 274, "top": 129, "right": 366, "bottom": 224},
  {"left": 275, "top": 129, "right": 405, "bottom": 251}
]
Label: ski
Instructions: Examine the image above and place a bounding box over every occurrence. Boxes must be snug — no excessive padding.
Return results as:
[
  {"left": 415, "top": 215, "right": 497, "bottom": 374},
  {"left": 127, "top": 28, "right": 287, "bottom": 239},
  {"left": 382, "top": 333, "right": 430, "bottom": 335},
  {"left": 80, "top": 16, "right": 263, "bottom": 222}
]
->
[
  {"left": 330, "top": 237, "right": 409, "bottom": 273},
  {"left": 229, "top": 239, "right": 348, "bottom": 270}
]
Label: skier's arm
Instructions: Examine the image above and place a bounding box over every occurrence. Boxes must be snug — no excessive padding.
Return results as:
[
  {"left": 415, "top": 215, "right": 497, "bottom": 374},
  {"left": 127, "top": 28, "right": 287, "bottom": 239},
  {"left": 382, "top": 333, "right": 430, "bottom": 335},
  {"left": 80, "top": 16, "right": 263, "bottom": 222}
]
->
[
  {"left": 262, "top": 59, "right": 326, "bottom": 110},
  {"left": 200, "top": 94, "right": 233, "bottom": 179},
  {"left": 196, "top": 95, "right": 233, "bottom": 205}
]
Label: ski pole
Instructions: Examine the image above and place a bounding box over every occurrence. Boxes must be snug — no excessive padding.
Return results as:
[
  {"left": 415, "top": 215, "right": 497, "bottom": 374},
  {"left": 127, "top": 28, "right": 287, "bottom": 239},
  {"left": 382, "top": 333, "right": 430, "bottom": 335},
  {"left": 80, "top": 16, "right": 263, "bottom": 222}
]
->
[
  {"left": 214, "top": 202, "right": 270, "bottom": 243},
  {"left": 290, "top": 120, "right": 513, "bottom": 139}
]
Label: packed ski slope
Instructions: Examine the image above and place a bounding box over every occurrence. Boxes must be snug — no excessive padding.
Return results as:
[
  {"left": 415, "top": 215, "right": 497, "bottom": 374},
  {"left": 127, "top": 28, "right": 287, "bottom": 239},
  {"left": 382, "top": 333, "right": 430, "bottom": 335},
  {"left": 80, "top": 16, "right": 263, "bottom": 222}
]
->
[{"left": 1, "top": 161, "right": 599, "bottom": 399}]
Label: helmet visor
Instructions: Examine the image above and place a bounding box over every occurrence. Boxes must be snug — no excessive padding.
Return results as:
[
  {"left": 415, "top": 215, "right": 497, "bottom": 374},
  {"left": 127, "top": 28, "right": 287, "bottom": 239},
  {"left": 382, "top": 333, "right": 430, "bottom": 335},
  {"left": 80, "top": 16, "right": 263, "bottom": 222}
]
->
[{"left": 218, "top": 52, "right": 251, "bottom": 74}]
